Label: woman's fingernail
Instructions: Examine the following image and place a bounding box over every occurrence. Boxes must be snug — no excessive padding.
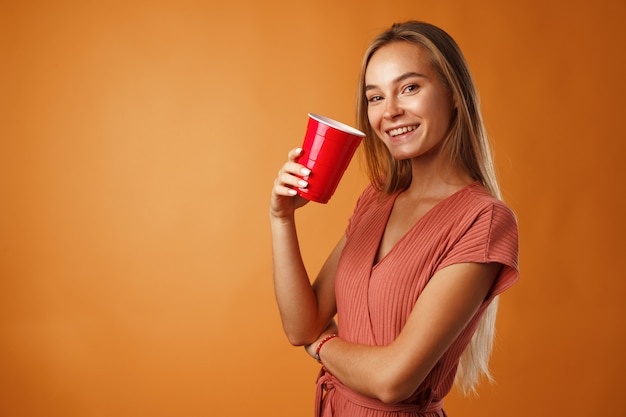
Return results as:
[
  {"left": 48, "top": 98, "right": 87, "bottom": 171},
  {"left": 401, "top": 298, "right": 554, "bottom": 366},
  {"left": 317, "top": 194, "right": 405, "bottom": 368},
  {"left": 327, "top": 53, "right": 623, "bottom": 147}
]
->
[
  {"left": 300, "top": 168, "right": 311, "bottom": 176},
  {"left": 295, "top": 147, "right": 303, "bottom": 154},
  {"left": 288, "top": 189, "right": 298, "bottom": 195},
  {"left": 298, "top": 179, "right": 308, "bottom": 187}
]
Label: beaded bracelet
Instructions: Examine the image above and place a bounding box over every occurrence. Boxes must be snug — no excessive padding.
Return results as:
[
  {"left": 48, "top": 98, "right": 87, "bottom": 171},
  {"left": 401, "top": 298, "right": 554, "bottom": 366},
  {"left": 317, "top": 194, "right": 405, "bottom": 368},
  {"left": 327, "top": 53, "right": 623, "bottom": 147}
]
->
[{"left": 314, "top": 334, "right": 338, "bottom": 364}]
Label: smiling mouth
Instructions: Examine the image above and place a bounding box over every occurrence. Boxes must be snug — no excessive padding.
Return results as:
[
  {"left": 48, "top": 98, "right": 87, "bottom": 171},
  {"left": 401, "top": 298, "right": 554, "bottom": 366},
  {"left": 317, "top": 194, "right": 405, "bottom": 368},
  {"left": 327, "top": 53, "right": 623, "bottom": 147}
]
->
[{"left": 388, "top": 125, "right": 418, "bottom": 137}]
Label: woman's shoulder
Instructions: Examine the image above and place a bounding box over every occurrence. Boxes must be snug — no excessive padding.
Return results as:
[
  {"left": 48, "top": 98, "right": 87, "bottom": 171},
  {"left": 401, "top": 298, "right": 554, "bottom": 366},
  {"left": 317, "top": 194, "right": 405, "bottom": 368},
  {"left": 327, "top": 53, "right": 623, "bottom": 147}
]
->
[
  {"left": 345, "top": 184, "right": 393, "bottom": 233},
  {"left": 457, "top": 183, "right": 519, "bottom": 241},
  {"left": 354, "top": 183, "right": 389, "bottom": 208},
  {"left": 464, "top": 183, "right": 516, "bottom": 217}
]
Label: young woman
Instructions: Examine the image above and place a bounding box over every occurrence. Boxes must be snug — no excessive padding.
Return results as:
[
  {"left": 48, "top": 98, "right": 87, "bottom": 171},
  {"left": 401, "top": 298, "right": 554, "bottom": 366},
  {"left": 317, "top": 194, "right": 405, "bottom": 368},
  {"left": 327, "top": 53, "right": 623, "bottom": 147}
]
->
[{"left": 270, "top": 21, "right": 519, "bottom": 417}]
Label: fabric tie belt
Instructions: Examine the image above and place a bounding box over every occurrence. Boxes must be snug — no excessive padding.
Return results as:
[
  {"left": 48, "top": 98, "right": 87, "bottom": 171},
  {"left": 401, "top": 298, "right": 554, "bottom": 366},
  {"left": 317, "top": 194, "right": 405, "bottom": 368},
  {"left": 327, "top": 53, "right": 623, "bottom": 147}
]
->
[{"left": 315, "top": 368, "right": 444, "bottom": 417}]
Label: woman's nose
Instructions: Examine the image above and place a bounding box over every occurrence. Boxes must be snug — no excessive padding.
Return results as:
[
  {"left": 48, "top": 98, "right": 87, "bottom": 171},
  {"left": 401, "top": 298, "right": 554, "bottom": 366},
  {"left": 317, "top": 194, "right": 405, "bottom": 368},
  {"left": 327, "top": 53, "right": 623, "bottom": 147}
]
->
[{"left": 384, "top": 97, "right": 403, "bottom": 119}]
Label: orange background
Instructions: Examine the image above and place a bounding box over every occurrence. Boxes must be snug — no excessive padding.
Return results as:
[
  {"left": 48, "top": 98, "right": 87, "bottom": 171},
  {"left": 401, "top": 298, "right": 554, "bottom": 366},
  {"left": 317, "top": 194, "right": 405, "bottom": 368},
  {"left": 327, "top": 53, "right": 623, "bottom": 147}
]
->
[{"left": 1, "top": 1, "right": 625, "bottom": 416}]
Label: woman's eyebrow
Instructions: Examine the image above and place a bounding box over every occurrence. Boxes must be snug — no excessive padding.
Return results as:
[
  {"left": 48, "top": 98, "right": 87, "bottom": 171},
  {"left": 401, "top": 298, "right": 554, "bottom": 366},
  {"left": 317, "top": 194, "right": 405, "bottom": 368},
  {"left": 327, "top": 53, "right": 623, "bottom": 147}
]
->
[{"left": 365, "top": 71, "right": 427, "bottom": 92}]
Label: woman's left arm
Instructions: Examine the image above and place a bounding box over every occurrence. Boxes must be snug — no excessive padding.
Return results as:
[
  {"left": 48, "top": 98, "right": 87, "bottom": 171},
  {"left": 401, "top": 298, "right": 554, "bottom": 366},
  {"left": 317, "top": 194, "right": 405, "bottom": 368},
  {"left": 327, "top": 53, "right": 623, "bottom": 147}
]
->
[{"left": 306, "top": 261, "right": 501, "bottom": 404}]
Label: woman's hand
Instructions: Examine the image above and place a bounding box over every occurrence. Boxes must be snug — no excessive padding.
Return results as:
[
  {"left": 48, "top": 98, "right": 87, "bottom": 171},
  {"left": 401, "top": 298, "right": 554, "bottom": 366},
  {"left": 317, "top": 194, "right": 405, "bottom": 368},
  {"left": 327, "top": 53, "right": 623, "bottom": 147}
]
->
[{"left": 270, "top": 147, "right": 311, "bottom": 220}]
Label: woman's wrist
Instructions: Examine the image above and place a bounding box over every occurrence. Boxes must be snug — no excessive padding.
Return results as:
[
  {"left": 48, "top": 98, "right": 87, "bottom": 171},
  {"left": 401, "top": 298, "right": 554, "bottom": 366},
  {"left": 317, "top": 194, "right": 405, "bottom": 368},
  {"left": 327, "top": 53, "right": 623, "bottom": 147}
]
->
[
  {"left": 269, "top": 209, "right": 294, "bottom": 222},
  {"left": 314, "top": 334, "right": 338, "bottom": 364}
]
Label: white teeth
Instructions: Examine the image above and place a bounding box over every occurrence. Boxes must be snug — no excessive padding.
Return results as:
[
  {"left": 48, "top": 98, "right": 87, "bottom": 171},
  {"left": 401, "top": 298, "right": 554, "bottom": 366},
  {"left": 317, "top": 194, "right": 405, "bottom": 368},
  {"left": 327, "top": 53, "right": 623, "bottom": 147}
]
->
[{"left": 389, "top": 125, "right": 417, "bottom": 137}]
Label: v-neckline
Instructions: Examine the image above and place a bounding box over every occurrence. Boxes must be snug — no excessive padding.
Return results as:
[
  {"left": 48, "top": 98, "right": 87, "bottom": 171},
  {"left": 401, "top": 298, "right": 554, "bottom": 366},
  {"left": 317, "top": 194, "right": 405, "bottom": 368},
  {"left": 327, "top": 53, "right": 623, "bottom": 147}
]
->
[{"left": 372, "top": 182, "right": 478, "bottom": 268}]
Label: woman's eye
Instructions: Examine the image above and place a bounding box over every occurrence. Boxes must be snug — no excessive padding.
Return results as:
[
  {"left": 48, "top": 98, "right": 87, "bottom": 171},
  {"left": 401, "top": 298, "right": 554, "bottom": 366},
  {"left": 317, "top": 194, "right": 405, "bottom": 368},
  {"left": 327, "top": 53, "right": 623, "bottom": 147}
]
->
[
  {"left": 367, "top": 95, "right": 383, "bottom": 103},
  {"left": 404, "top": 84, "right": 419, "bottom": 93}
]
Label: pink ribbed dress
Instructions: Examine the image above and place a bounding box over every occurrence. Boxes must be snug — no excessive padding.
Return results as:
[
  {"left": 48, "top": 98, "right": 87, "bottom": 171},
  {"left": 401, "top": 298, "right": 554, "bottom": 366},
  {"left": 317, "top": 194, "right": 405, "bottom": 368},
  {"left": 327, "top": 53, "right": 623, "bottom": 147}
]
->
[{"left": 315, "top": 182, "right": 519, "bottom": 417}]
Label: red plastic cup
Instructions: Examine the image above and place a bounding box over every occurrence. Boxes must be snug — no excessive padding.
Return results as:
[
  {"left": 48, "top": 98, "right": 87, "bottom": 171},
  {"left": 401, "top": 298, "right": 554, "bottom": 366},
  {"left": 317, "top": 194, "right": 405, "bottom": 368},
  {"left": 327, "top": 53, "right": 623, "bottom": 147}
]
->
[{"left": 296, "top": 113, "right": 365, "bottom": 204}]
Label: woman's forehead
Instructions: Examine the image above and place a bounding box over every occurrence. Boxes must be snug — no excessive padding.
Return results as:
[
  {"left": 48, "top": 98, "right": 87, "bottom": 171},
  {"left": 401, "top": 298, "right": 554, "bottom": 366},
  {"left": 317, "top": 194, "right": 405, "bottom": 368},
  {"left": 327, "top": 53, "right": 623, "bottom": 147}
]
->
[{"left": 365, "top": 42, "right": 434, "bottom": 84}]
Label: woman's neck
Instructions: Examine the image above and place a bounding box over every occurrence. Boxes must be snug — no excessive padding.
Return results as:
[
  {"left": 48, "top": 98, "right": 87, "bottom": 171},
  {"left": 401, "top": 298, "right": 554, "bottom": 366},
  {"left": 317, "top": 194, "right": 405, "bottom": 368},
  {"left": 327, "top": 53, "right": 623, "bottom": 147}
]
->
[{"left": 403, "top": 156, "right": 473, "bottom": 201}]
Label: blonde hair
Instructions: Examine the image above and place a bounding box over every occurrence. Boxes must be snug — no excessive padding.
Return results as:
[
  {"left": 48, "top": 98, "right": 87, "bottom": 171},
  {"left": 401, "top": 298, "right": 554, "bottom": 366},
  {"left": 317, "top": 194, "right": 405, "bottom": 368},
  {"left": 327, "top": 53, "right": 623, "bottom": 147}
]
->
[{"left": 356, "top": 21, "right": 501, "bottom": 395}]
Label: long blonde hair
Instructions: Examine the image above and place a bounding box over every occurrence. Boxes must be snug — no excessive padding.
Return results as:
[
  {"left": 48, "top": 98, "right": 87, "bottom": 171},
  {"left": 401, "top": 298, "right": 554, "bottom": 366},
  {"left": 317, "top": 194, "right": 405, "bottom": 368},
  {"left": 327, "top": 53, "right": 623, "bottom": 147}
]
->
[{"left": 356, "top": 21, "right": 501, "bottom": 395}]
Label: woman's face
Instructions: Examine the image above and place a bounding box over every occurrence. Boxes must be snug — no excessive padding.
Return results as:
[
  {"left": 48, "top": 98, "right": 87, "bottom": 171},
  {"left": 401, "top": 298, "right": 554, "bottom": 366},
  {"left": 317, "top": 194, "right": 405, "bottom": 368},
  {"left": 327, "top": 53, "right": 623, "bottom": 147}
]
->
[{"left": 365, "top": 41, "right": 455, "bottom": 161}]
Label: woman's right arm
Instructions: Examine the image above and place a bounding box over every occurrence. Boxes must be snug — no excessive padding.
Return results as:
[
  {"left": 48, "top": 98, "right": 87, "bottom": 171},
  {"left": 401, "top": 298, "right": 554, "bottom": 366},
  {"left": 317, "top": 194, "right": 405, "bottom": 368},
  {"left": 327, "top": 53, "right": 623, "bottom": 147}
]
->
[{"left": 270, "top": 148, "right": 342, "bottom": 346}]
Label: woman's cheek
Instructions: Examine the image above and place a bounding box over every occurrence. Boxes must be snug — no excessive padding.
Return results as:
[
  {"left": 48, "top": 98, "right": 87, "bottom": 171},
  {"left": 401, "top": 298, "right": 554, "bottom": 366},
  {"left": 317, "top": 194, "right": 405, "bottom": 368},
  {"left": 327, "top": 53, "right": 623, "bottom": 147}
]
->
[{"left": 367, "top": 108, "right": 381, "bottom": 134}]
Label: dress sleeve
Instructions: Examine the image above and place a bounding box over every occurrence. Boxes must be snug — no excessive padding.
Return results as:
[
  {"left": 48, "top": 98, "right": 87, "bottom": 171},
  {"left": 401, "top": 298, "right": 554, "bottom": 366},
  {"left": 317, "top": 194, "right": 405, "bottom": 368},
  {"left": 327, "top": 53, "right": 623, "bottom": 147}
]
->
[
  {"left": 344, "top": 185, "right": 378, "bottom": 239},
  {"left": 438, "top": 201, "right": 520, "bottom": 299}
]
